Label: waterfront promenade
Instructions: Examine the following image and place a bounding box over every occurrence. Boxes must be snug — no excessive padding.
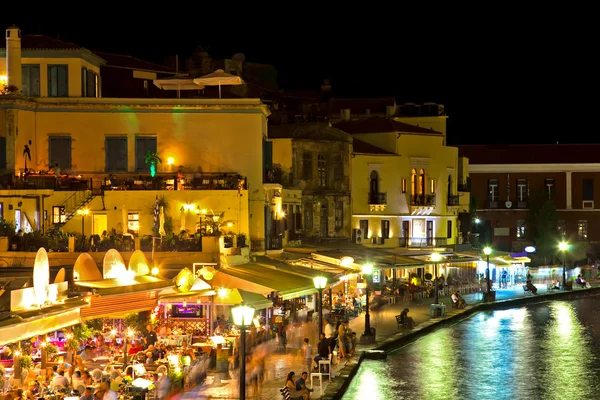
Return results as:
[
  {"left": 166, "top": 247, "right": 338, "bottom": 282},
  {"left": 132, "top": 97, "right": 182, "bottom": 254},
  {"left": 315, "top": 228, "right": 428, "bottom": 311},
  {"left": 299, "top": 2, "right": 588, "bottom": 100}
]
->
[{"left": 188, "top": 284, "right": 586, "bottom": 399}]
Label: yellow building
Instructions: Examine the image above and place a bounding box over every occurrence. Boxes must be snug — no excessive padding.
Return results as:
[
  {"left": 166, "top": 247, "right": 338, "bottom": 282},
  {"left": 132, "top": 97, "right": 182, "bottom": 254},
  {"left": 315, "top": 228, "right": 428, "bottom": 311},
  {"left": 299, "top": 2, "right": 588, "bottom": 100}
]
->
[
  {"left": 333, "top": 117, "right": 470, "bottom": 249},
  {"left": 0, "top": 26, "right": 282, "bottom": 252}
]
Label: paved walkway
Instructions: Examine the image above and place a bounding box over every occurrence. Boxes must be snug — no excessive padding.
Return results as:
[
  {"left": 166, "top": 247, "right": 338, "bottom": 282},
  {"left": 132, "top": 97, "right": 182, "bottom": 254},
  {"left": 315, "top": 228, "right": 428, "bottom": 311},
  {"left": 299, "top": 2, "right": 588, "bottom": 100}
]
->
[{"left": 184, "top": 282, "right": 593, "bottom": 399}]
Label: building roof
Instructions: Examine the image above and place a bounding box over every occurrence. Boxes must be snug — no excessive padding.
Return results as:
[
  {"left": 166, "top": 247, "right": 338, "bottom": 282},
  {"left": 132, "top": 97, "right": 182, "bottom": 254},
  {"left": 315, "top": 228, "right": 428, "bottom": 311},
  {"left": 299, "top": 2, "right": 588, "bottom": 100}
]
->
[
  {"left": 458, "top": 144, "right": 600, "bottom": 165},
  {"left": 329, "top": 97, "right": 395, "bottom": 114},
  {"left": 95, "top": 52, "right": 175, "bottom": 73},
  {"left": 0, "top": 34, "right": 81, "bottom": 50},
  {"left": 353, "top": 139, "right": 397, "bottom": 155},
  {"left": 268, "top": 122, "right": 352, "bottom": 142},
  {"left": 333, "top": 117, "right": 443, "bottom": 135}
]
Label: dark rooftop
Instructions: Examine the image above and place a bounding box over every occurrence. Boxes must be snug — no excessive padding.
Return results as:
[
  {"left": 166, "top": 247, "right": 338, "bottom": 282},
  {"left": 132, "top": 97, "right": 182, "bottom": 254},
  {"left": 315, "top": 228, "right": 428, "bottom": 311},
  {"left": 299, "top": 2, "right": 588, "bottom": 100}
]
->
[
  {"left": 458, "top": 144, "right": 600, "bottom": 165},
  {"left": 0, "top": 34, "right": 81, "bottom": 50},
  {"left": 328, "top": 97, "right": 395, "bottom": 114},
  {"left": 353, "top": 139, "right": 397, "bottom": 155},
  {"left": 333, "top": 117, "right": 443, "bottom": 135},
  {"left": 268, "top": 122, "right": 352, "bottom": 142},
  {"left": 95, "top": 52, "right": 175, "bottom": 73}
]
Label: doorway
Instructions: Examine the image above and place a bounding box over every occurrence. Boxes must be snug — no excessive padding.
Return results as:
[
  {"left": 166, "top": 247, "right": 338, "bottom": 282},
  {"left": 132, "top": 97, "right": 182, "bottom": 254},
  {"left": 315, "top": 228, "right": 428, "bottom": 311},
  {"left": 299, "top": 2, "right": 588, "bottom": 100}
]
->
[
  {"left": 93, "top": 214, "right": 107, "bottom": 236},
  {"left": 320, "top": 202, "right": 328, "bottom": 237},
  {"left": 426, "top": 220, "right": 433, "bottom": 245}
]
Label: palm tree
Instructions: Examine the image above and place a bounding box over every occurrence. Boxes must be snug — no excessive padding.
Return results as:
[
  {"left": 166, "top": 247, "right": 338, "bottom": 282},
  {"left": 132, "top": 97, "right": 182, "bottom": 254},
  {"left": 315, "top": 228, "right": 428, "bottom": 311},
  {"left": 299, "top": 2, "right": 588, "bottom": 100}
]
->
[
  {"left": 144, "top": 150, "right": 162, "bottom": 178},
  {"left": 23, "top": 140, "right": 31, "bottom": 172}
]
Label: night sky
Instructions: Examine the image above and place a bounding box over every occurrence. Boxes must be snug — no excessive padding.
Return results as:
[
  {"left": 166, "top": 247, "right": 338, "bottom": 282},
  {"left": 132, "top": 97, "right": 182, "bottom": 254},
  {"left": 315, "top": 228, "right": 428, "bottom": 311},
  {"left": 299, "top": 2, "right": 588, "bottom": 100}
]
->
[{"left": 1, "top": 14, "right": 595, "bottom": 146}]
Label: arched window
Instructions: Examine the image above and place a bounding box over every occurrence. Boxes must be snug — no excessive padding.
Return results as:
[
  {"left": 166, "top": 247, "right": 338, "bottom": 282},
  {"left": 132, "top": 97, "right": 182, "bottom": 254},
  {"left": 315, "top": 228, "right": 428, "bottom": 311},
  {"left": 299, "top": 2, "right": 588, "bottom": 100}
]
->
[
  {"left": 411, "top": 169, "right": 417, "bottom": 197},
  {"left": 419, "top": 169, "right": 425, "bottom": 196}
]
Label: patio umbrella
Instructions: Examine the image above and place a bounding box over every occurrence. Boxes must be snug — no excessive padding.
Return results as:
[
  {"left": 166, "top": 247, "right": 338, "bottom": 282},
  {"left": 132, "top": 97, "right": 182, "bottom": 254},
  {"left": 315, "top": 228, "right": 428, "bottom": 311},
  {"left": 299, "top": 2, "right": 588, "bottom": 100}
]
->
[
  {"left": 159, "top": 206, "right": 166, "bottom": 236},
  {"left": 193, "top": 69, "right": 244, "bottom": 98},
  {"left": 153, "top": 77, "right": 205, "bottom": 91},
  {"left": 153, "top": 196, "right": 160, "bottom": 232},
  {"left": 121, "top": 207, "right": 128, "bottom": 234},
  {"left": 180, "top": 206, "right": 186, "bottom": 233},
  {"left": 213, "top": 288, "right": 272, "bottom": 310}
]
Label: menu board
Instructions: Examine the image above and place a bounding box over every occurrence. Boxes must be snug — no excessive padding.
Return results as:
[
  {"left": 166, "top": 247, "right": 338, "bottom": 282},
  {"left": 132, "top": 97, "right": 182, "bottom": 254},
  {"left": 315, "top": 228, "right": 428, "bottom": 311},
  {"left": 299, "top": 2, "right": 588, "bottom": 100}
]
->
[{"left": 172, "top": 305, "right": 203, "bottom": 318}]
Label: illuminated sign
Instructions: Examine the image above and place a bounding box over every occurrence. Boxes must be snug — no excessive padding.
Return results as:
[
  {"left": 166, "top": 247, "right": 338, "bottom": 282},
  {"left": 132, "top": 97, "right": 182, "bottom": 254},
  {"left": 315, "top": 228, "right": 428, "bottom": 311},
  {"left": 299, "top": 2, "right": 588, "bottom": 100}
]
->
[
  {"left": 524, "top": 246, "right": 536, "bottom": 253},
  {"left": 372, "top": 269, "right": 380, "bottom": 283}
]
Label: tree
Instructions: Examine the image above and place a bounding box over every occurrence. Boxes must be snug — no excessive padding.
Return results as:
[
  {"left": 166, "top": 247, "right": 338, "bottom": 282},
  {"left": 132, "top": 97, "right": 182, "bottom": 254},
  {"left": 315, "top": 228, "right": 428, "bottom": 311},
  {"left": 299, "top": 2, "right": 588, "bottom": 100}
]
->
[
  {"left": 144, "top": 150, "right": 162, "bottom": 178},
  {"left": 527, "top": 194, "right": 559, "bottom": 265}
]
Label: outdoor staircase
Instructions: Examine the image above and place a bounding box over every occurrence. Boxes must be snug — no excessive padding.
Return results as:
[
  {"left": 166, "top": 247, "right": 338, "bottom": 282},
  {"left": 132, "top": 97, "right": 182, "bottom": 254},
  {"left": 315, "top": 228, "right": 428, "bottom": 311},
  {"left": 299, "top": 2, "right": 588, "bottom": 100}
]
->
[{"left": 54, "top": 190, "right": 96, "bottom": 227}]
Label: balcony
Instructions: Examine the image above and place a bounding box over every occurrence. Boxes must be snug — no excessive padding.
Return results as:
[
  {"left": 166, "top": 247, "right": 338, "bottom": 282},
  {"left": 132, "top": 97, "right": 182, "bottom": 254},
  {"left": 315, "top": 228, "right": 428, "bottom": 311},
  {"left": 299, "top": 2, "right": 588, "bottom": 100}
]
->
[
  {"left": 517, "top": 199, "right": 528, "bottom": 209},
  {"left": 399, "top": 237, "right": 448, "bottom": 248},
  {"left": 447, "top": 195, "right": 460, "bottom": 206},
  {"left": 411, "top": 195, "right": 436, "bottom": 207},
  {"left": 458, "top": 180, "right": 470, "bottom": 192},
  {"left": 369, "top": 192, "right": 387, "bottom": 205},
  {"left": 489, "top": 200, "right": 499, "bottom": 209}
]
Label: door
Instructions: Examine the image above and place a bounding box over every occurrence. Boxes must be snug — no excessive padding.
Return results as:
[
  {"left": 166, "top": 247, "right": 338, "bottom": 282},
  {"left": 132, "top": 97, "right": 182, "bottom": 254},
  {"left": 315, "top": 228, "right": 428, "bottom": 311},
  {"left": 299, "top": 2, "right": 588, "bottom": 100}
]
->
[
  {"left": 426, "top": 220, "right": 433, "bottom": 246},
  {"left": 401, "top": 221, "right": 410, "bottom": 247},
  {"left": 320, "top": 202, "right": 328, "bottom": 237},
  {"left": 359, "top": 220, "right": 369, "bottom": 239},
  {"left": 93, "top": 214, "right": 108, "bottom": 236}
]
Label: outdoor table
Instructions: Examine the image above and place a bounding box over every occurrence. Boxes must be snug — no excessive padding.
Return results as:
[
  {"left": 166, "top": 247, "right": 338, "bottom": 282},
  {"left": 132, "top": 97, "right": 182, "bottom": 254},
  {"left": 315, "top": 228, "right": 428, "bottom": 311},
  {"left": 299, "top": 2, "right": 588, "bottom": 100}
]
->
[{"left": 429, "top": 304, "right": 446, "bottom": 317}]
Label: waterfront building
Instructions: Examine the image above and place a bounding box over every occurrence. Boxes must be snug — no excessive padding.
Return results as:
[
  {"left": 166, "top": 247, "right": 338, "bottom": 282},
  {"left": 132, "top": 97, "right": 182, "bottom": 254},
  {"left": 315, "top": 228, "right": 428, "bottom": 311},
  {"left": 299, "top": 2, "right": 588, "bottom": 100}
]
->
[{"left": 0, "top": 26, "right": 281, "bottom": 252}]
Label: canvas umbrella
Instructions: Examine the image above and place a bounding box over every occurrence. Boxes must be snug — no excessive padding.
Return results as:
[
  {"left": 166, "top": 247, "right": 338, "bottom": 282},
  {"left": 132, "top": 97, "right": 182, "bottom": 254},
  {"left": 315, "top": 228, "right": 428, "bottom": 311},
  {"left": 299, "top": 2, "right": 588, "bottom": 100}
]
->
[
  {"left": 121, "top": 207, "right": 128, "bottom": 234},
  {"left": 159, "top": 206, "right": 166, "bottom": 236},
  {"left": 180, "top": 206, "right": 186, "bottom": 232},
  {"left": 193, "top": 69, "right": 243, "bottom": 98},
  {"left": 153, "top": 196, "right": 160, "bottom": 232},
  {"left": 153, "top": 77, "right": 205, "bottom": 91}
]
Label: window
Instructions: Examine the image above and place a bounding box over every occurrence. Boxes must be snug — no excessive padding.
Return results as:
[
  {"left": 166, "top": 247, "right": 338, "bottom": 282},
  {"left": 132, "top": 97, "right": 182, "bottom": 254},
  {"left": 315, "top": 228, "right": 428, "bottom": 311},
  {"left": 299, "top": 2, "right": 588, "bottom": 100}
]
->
[
  {"left": 447, "top": 220, "right": 452, "bottom": 239},
  {"left": 304, "top": 200, "right": 313, "bottom": 230},
  {"left": 381, "top": 220, "right": 390, "bottom": 238},
  {"left": 317, "top": 154, "right": 327, "bottom": 187},
  {"left": 359, "top": 220, "right": 368, "bottom": 239},
  {"left": 49, "top": 136, "right": 72, "bottom": 170},
  {"left": 0, "top": 137, "right": 5, "bottom": 170},
  {"left": 105, "top": 137, "right": 128, "bottom": 171},
  {"left": 583, "top": 179, "right": 594, "bottom": 201},
  {"left": 419, "top": 169, "right": 425, "bottom": 195},
  {"left": 127, "top": 213, "right": 140, "bottom": 233},
  {"left": 334, "top": 201, "right": 343, "bottom": 230},
  {"left": 544, "top": 178, "right": 555, "bottom": 199},
  {"left": 302, "top": 152, "right": 313, "bottom": 180},
  {"left": 52, "top": 206, "right": 65, "bottom": 224},
  {"left": 402, "top": 178, "right": 406, "bottom": 193},
  {"left": 294, "top": 205, "right": 302, "bottom": 230},
  {"left": 333, "top": 154, "right": 344, "bottom": 180},
  {"left": 516, "top": 220, "right": 526, "bottom": 239},
  {"left": 430, "top": 179, "right": 437, "bottom": 194},
  {"left": 81, "top": 68, "right": 98, "bottom": 97},
  {"left": 22, "top": 64, "right": 40, "bottom": 96},
  {"left": 48, "top": 65, "right": 68, "bottom": 97},
  {"left": 578, "top": 220, "right": 588, "bottom": 240},
  {"left": 488, "top": 179, "right": 499, "bottom": 202},
  {"left": 411, "top": 169, "right": 417, "bottom": 195},
  {"left": 14, "top": 209, "right": 21, "bottom": 232},
  {"left": 557, "top": 220, "right": 566, "bottom": 237},
  {"left": 516, "top": 179, "right": 528, "bottom": 202},
  {"left": 135, "top": 136, "right": 157, "bottom": 171}
]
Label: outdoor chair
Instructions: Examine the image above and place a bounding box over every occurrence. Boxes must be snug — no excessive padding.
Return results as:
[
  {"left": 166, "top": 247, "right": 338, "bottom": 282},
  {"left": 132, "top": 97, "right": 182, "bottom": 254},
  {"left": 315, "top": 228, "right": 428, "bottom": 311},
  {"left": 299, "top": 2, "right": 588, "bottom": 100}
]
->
[{"left": 280, "top": 386, "right": 304, "bottom": 400}]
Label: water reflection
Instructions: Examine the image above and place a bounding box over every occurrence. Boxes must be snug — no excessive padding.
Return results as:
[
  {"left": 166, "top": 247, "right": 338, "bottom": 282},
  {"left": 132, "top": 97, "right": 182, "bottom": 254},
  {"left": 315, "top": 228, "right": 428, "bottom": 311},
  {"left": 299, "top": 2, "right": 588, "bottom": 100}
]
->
[{"left": 343, "top": 299, "right": 599, "bottom": 400}]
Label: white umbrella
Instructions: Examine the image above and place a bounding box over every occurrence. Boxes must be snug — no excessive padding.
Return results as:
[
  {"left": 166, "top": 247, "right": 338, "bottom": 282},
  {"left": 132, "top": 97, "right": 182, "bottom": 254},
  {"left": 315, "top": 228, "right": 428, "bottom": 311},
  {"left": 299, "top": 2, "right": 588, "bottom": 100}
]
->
[
  {"left": 121, "top": 207, "right": 128, "bottom": 234},
  {"left": 159, "top": 206, "right": 166, "bottom": 236},
  {"left": 193, "top": 69, "right": 244, "bottom": 98},
  {"left": 180, "top": 206, "right": 186, "bottom": 233},
  {"left": 153, "top": 78, "right": 205, "bottom": 91}
]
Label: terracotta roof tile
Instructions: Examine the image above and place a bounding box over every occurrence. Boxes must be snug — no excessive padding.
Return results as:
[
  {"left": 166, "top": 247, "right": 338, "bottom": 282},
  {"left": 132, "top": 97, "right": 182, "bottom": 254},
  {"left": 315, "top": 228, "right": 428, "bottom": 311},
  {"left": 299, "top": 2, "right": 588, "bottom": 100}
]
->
[
  {"left": 333, "top": 117, "right": 442, "bottom": 135},
  {"left": 95, "top": 52, "right": 175, "bottom": 73},
  {"left": 353, "top": 139, "right": 396, "bottom": 155},
  {"left": 458, "top": 144, "right": 600, "bottom": 164},
  {"left": 0, "top": 34, "right": 81, "bottom": 50}
]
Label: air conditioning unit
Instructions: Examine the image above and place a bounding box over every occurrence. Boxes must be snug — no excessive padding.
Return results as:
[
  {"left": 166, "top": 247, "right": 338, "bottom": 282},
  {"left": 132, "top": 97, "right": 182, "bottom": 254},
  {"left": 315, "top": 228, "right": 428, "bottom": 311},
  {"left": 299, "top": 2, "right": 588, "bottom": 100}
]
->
[
  {"left": 352, "top": 229, "right": 363, "bottom": 244},
  {"left": 583, "top": 200, "right": 594, "bottom": 209}
]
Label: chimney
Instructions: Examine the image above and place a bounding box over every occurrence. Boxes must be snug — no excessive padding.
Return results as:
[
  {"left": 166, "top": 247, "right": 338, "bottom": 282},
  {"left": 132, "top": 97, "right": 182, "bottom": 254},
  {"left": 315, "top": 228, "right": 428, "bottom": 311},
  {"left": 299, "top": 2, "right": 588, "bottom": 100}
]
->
[
  {"left": 386, "top": 105, "right": 397, "bottom": 117},
  {"left": 6, "top": 25, "right": 22, "bottom": 90},
  {"left": 340, "top": 108, "right": 350, "bottom": 121}
]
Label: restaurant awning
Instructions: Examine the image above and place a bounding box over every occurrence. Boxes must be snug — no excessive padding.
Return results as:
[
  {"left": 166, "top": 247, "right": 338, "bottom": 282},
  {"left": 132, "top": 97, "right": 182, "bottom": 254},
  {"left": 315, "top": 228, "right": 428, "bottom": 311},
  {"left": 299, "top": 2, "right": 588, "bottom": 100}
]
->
[
  {"left": 213, "top": 288, "right": 272, "bottom": 310},
  {"left": 0, "top": 299, "right": 88, "bottom": 346}
]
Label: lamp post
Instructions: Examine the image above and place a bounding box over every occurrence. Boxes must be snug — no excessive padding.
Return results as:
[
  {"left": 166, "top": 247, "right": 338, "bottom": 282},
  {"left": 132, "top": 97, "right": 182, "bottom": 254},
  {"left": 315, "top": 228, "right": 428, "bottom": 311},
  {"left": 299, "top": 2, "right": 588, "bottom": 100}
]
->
[
  {"left": 232, "top": 304, "right": 255, "bottom": 400},
  {"left": 313, "top": 276, "right": 328, "bottom": 335},
  {"left": 482, "top": 246, "right": 495, "bottom": 302},
  {"left": 430, "top": 253, "right": 442, "bottom": 305},
  {"left": 361, "top": 264, "right": 374, "bottom": 339},
  {"left": 559, "top": 241, "right": 570, "bottom": 288},
  {"left": 76, "top": 208, "right": 89, "bottom": 236}
]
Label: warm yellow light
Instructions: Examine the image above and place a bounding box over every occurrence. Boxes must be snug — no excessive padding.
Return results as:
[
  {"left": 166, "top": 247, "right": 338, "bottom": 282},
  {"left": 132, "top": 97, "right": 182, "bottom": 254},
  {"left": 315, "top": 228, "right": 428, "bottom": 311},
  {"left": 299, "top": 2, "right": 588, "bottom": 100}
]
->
[
  {"left": 227, "top": 222, "right": 233, "bottom": 228},
  {"left": 111, "top": 329, "right": 117, "bottom": 336},
  {"left": 313, "top": 276, "right": 328, "bottom": 289},
  {"left": 218, "top": 288, "right": 228, "bottom": 297},
  {"left": 65, "top": 333, "right": 72, "bottom": 340},
  {"left": 362, "top": 264, "right": 374, "bottom": 275},
  {"left": 0, "top": 75, "right": 6, "bottom": 84},
  {"left": 559, "top": 241, "right": 570, "bottom": 252},
  {"left": 127, "top": 329, "right": 134, "bottom": 337},
  {"left": 151, "top": 267, "right": 159, "bottom": 276},
  {"left": 14, "top": 350, "right": 21, "bottom": 357},
  {"left": 201, "top": 209, "right": 207, "bottom": 214},
  {"left": 430, "top": 252, "right": 443, "bottom": 262},
  {"left": 167, "top": 157, "right": 175, "bottom": 165},
  {"left": 340, "top": 257, "right": 354, "bottom": 267},
  {"left": 77, "top": 208, "right": 89, "bottom": 216},
  {"left": 483, "top": 247, "right": 492, "bottom": 256},
  {"left": 41, "top": 341, "right": 47, "bottom": 347},
  {"left": 182, "top": 300, "right": 187, "bottom": 307}
]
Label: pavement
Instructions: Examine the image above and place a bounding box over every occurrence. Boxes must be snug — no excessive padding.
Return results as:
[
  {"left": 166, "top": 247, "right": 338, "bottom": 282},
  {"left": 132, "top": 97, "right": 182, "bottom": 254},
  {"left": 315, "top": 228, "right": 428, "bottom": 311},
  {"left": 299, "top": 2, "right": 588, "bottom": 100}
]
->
[{"left": 183, "top": 281, "right": 591, "bottom": 399}]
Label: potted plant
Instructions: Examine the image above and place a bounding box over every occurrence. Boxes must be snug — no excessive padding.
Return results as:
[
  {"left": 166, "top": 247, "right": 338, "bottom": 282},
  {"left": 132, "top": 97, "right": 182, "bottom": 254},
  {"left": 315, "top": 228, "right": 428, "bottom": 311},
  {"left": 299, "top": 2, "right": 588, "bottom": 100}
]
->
[
  {"left": 45, "top": 343, "right": 58, "bottom": 360},
  {"left": 144, "top": 150, "right": 162, "bottom": 178},
  {"left": 237, "top": 233, "right": 247, "bottom": 248},
  {"left": 19, "top": 354, "right": 33, "bottom": 376}
]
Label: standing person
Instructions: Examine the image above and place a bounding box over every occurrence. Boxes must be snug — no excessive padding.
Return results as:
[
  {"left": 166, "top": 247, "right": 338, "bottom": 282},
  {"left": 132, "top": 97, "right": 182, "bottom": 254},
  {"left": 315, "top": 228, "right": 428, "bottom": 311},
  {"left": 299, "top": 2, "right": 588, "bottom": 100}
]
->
[
  {"left": 144, "top": 324, "right": 158, "bottom": 349},
  {"left": 302, "top": 338, "right": 313, "bottom": 373}
]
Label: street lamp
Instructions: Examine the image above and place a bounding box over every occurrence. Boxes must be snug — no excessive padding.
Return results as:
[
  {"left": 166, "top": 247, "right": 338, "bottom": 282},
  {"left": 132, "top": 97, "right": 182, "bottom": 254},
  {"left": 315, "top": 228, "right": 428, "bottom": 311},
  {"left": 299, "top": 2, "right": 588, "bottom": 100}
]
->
[
  {"left": 313, "top": 276, "right": 328, "bottom": 335},
  {"left": 430, "top": 253, "right": 442, "bottom": 305},
  {"left": 232, "top": 303, "right": 255, "bottom": 400},
  {"left": 361, "top": 264, "right": 374, "bottom": 339},
  {"left": 559, "top": 241, "right": 570, "bottom": 288},
  {"left": 76, "top": 208, "right": 89, "bottom": 236}
]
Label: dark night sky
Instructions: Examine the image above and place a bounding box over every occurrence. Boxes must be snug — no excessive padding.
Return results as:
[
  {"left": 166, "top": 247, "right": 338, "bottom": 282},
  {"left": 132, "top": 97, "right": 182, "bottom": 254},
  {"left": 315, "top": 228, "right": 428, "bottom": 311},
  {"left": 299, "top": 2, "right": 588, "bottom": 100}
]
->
[{"left": 1, "top": 12, "right": 597, "bottom": 146}]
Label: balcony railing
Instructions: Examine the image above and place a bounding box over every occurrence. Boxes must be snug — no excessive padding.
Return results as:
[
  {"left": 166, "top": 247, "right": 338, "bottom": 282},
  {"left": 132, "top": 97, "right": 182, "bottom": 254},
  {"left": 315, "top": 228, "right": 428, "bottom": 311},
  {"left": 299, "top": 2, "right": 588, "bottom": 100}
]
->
[
  {"left": 489, "top": 200, "right": 499, "bottom": 209},
  {"left": 399, "top": 237, "right": 448, "bottom": 247},
  {"left": 457, "top": 182, "right": 470, "bottom": 192},
  {"left": 447, "top": 195, "right": 460, "bottom": 206},
  {"left": 411, "top": 195, "right": 436, "bottom": 206},
  {"left": 517, "top": 199, "right": 528, "bottom": 209},
  {"left": 269, "top": 236, "right": 283, "bottom": 250},
  {"left": 369, "top": 192, "right": 387, "bottom": 205}
]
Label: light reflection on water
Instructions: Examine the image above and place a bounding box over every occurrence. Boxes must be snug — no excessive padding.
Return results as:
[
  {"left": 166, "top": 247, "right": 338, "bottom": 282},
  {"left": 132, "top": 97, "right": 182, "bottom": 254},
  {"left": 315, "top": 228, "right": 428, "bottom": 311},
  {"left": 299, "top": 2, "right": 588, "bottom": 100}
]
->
[{"left": 343, "top": 299, "right": 599, "bottom": 400}]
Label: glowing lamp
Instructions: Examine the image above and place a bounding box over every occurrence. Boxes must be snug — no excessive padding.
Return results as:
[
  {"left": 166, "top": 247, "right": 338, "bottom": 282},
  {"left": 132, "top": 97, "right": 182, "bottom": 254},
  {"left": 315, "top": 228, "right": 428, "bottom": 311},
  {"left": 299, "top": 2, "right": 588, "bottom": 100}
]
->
[
  {"left": 182, "top": 355, "right": 191, "bottom": 366},
  {"left": 182, "top": 300, "right": 187, "bottom": 308},
  {"left": 232, "top": 304, "right": 255, "bottom": 327},
  {"left": 150, "top": 163, "right": 156, "bottom": 178},
  {"left": 167, "top": 157, "right": 174, "bottom": 166},
  {"left": 430, "top": 253, "right": 443, "bottom": 262},
  {"left": 111, "top": 329, "right": 117, "bottom": 336},
  {"left": 340, "top": 256, "right": 354, "bottom": 267},
  {"left": 524, "top": 246, "right": 536, "bottom": 253},
  {"left": 33, "top": 248, "right": 50, "bottom": 306},
  {"left": 361, "top": 264, "right": 374, "bottom": 275},
  {"left": 151, "top": 267, "right": 159, "bottom": 276},
  {"left": 559, "top": 241, "right": 570, "bottom": 251},
  {"left": 218, "top": 288, "right": 228, "bottom": 298},
  {"left": 483, "top": 247, "right": 492, "bottom": 256},
  {"left": 313, "top": 276, "right": 327, "bottom": 290}
]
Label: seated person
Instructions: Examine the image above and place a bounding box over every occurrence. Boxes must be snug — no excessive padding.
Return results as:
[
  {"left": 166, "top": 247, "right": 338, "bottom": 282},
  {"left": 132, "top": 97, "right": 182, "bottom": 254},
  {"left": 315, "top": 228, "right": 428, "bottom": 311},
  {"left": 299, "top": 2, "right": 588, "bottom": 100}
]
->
[
  {"left": 295, "top": 372, "right": 314, "bottom": 396},
  {"left": 576, "top": 274, "right": 587, "bottom": 288},
  {"left": 552, "top": 280, "right": 561, "bottom": 290},
  {"left": 399, "top": 308, "right": 415, "bottom": 328},
  {"left": 285, "top": 371, "right": 309, "bottom": 400},
  {"left": 453, "top": 291, "right": 466, "bottom": 309},
  {"left": 525, "top": 280, "right": 538, "bottom": 294}
]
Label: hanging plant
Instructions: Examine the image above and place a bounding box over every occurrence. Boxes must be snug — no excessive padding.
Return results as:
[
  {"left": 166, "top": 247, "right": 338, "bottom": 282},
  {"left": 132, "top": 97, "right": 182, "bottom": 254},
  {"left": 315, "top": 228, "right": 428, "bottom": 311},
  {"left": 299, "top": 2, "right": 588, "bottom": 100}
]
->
[
  {"left": 144, "top": 150, "right": 162, "bottom": 178},
  {"left": 45, "top": 343, "right": 59, "bottom": 359}
]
